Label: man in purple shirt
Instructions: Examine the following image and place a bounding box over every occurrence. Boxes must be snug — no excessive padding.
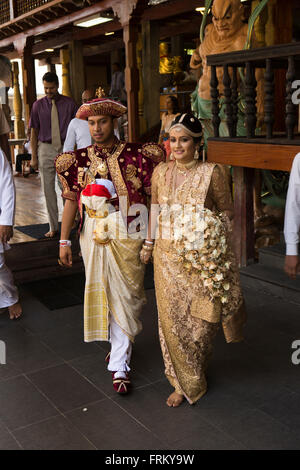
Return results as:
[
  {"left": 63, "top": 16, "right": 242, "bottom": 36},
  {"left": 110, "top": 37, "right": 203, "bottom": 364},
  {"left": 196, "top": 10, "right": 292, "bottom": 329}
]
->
[{"left": 30, "top": 72, "right": 78, "bottom": 237}]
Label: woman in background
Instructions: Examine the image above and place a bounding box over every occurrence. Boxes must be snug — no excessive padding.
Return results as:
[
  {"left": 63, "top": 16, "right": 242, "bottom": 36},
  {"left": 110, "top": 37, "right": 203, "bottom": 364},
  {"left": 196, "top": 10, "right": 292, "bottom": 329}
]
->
[{"left": 158, "top": 95, "right": 180, "bottom": 160}]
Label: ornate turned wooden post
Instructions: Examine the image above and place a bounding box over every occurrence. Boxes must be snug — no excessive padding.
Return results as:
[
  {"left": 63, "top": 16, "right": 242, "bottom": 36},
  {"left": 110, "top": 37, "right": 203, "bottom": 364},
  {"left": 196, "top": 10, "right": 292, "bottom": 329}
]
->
[
  {"left": 60, "top": 49, "right": 72, "bottom": 98},
  {"left": 12, "top": 61, "right": 25, "bottom": 139},
  {"left": 285, "top": 56, "right": 296, "bottom": 140},
  {"left": 245, "top": 62, "right": 257, "bottom": 138},
  {"left": 210, "top": 65, "right": 220, "bottom": 137},
  {"left": 231, "top": 66, "right": 238, "bottom": 137},
  {"left": 264, "top": 58, "right": 274, "bottom": 139},
  {"left": 223, "top": 64, "right": 234, "bottom": 137}
]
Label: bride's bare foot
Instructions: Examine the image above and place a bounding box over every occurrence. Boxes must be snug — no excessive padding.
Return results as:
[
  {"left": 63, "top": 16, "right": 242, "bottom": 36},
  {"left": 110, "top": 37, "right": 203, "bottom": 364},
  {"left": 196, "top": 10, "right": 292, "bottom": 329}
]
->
[
  {"left": 8, "top": 302, "right": 22, "bottom": 320},
  {"left": 166, "top": 391, "right": 184, "bottom": 407}
]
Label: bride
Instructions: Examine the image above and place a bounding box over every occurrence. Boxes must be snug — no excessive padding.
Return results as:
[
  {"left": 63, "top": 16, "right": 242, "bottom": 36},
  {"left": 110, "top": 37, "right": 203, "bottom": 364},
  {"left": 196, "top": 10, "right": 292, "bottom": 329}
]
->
[{"left": 140, "top": 113, "right": 246, "bottom": 407}]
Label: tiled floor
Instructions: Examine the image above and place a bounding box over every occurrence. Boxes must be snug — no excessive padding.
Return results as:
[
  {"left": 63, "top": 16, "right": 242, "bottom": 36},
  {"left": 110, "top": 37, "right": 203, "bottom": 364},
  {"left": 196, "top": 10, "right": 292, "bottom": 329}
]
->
[{"left": 0, "top": 281, "right": 300, "bottom": 450}]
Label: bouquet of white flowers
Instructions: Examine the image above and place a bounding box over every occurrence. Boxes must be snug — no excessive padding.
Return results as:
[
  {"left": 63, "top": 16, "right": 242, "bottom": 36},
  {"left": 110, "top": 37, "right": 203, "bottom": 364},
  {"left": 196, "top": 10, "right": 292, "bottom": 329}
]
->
[{"left": 173, "top": 207, "right": 231, "bottom": 304}]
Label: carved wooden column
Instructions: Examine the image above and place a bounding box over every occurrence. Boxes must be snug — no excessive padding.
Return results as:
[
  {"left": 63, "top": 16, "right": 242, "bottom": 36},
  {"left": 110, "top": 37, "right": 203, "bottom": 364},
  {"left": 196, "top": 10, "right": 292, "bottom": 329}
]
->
[
  {"left": 22, "top": 40, "right": 37, "bottom": 128},
  {"left": 60, "top": 49, "right": 72, "bottom": 98},
  {"left": 137, "top": 33, "right": 146, "bottom": 136},
  {"left": 12, "top": 61, "right": 25, "bottom": 139},
  {"left": 142, "top": 20, "right": 160, "bottom": 131},
  {"left": 123, "top": 20, "right": 140, "bottom": 142},
  {"left": 113, "top": 0, "right": 148, "bottom": 142},
  {"left": 69, "top": 40, "right": 85, "bottom": 105}
]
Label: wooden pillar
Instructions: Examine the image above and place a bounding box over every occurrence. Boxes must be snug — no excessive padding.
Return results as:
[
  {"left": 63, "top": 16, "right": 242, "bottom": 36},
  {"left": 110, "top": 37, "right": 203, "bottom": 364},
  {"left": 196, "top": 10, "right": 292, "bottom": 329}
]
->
[
  {"left": 112, "top": 0, "right": 148, "bottom": 142},
  {"left": 123, "top": 20, "right": 140, "bottom": 142},
  {"left": 171, "top": 35, "right": 184, "bottom": 57},
  {"left": 233, "top": 167, "right": 255, "bottom": 267},
  {"left": 69, "top": 40, "right": 85, "bottom": 105},
  {"left": 14, "top": 36, "right": 37, "bottom": 130},
  {"left": 142, "top": 20, "right": 160, "bottom": 131},
  {"left": 60, "top": 49, "right": 72, "bottom": 98},
  {"left": 12, "top": 61, "right": 25, "bottom": 140},
  {"left": 137, "top": 33, "right": 146, "bottom": 136}
]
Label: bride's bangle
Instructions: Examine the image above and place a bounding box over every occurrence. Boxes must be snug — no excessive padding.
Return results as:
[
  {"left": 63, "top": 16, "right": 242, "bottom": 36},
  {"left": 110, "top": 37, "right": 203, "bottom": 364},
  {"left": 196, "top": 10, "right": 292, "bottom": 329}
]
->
[{"left": 144, "top": 240, "right": 154, "bottom": 245}]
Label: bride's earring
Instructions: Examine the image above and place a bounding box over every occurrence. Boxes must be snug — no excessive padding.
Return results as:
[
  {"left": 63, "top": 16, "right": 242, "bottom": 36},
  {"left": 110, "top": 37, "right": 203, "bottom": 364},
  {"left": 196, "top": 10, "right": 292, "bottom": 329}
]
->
[
  {"left": 169, "top": 152, "right": 174, "bottom": 161},
  {"left": 202, "top": 148, "right": 206, "bottom": 162},
  {"left": 194, "top": 148, "right": 199, "bottom": 160}
]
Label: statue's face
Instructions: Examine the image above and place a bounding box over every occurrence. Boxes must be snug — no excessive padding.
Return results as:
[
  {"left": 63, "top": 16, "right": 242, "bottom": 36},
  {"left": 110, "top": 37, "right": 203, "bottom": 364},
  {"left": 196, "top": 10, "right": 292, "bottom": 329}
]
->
[{"left": 212, "top": 0, "right": 243, "bottom": 40}]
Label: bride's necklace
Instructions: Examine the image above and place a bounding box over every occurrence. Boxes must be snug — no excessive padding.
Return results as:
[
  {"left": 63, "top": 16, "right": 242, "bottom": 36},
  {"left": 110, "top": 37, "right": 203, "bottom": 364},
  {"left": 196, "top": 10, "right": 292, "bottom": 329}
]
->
[{"left": 175, "top": 159, "right": 197, "bottom": 175}]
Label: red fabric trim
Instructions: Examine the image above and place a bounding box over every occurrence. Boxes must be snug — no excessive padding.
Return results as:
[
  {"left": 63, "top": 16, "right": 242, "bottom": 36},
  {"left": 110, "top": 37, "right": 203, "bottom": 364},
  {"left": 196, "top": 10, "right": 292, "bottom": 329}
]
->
[{"left": 82, "top": 184, "right": 112, "bottom": 199}]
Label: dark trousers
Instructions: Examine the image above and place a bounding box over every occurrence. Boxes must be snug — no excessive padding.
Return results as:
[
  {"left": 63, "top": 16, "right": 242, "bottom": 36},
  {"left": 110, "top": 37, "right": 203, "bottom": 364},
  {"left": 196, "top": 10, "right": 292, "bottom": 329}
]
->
[{"left": 15, "top": 153, "right": 31, "bottom": 173}]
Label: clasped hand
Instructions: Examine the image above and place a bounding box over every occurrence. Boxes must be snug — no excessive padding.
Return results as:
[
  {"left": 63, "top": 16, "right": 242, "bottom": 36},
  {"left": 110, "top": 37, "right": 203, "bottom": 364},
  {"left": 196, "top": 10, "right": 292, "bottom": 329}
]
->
[{"left": 139, "top": 247, "right": 152, "bottom": 264}]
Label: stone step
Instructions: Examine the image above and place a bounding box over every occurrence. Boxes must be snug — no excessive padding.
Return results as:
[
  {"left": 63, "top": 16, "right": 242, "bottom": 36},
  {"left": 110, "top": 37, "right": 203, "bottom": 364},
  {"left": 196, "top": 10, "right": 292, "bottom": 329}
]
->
[
  {"left": 240, "top": 263, "right": 300, "bottom": 305},
  {"left": 6, "top": 235, "right": 84, "bottom": 284}
]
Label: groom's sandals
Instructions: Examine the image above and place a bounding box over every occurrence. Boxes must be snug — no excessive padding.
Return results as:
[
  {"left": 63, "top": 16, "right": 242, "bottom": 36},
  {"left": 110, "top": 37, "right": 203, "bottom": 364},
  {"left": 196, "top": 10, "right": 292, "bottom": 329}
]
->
[{"left": 112, "top": 372, "right": 131, "bottom": 394}]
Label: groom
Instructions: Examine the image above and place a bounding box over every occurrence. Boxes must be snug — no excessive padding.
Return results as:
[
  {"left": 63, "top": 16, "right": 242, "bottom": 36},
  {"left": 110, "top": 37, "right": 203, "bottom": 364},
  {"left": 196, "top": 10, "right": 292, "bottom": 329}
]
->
[{"left": 56, "top": 93, "right": 164, "bottom": 393}]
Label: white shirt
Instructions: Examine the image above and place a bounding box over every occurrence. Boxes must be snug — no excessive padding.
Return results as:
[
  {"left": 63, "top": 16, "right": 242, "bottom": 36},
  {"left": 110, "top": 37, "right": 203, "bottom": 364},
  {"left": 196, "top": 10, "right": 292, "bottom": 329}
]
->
[
  {"left": 284, "top": 152, "right": 300, "bottom": 255},
  {"left": 0, "top": 148, "right": 15, "bottom": 252},
  {"left": 63, "top": 118, "right": 91, "bottom": 152}
]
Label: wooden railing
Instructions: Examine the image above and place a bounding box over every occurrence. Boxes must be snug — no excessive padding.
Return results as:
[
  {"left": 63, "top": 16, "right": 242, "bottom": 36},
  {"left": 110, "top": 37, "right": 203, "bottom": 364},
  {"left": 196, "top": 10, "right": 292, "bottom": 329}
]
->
[
  {"left": 207, "top": 42, "right": 300, "bottom": 143},
  {"left": 0, "top": 1, "right": 10, "bottom": 25},
  {"left": 16, "top": 0, "right": 53, "bottom": 17},
  {"left": 0, "top": 0, "right": 56, "bottom": 24},
  {"left": 206, "top": 43, "right": 300, "bottom": 267}
]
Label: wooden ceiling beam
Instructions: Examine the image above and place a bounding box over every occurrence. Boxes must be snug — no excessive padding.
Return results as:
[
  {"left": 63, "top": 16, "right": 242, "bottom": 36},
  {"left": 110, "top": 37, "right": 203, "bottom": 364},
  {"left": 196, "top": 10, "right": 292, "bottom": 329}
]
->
[
  {"left": 83, "top": 38, "right": 124, "bottom": 56},
  {"left": 159, "top": 17, "right": 202, "bottom": 39},
  {"left": 142, "top": 0, "right": 205, "bottom": 21},
  {"left": 32, "top": 32, "right": 73, "bottom": 54},
  {"left": 0, "top": 0, "right": 114, "bottom": 49}
]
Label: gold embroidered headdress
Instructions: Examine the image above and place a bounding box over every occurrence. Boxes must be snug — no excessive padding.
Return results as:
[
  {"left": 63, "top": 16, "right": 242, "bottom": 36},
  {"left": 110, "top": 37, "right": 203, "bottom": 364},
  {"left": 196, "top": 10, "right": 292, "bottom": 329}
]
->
[{"left": 76, "top": 86, "right": 127, "bottom": 120}]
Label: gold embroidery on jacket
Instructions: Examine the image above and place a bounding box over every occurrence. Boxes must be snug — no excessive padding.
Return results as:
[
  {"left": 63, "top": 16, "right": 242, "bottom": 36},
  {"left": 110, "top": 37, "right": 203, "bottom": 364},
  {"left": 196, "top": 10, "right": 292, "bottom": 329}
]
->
[
  {"left": 58, "top": 174, "right": 76, "bottom": 200},
  {"left": 56, "top": 153, "right": 76, "bottom": 173},
  {"left": 125, "top": 164, "right": 142, "bottom": 190}
]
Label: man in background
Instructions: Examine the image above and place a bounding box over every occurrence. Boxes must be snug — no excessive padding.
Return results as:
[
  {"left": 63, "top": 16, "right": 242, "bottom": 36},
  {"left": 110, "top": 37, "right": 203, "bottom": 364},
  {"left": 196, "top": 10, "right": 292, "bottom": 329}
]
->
[
  {"left": 63, "top": 88, "right": 95, "bottom": 152},
  {"left": 30, "top": 72, "right": 78, "bottom": 238},
  {"left": 109, "top": 63, "right": 126, "bottom": 103}
]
